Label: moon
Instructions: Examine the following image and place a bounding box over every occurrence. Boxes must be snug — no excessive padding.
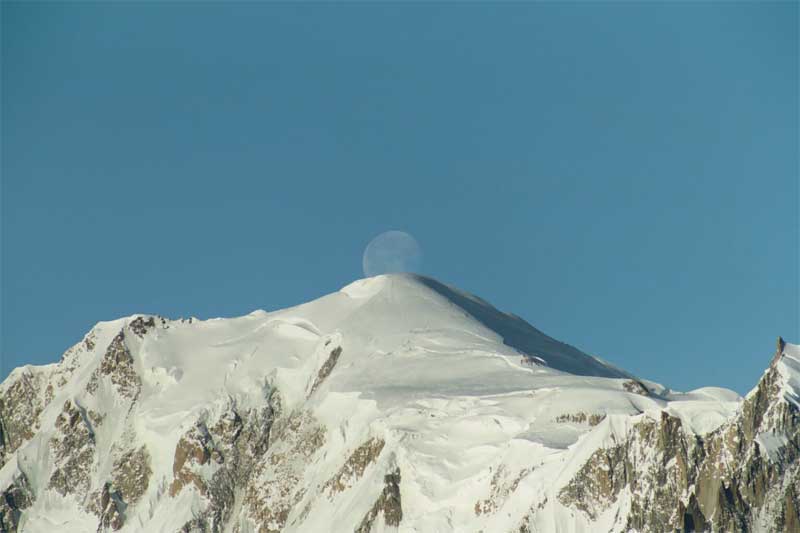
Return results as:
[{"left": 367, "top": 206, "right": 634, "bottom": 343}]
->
[{"left": 362, "top": 230, "right": 423, "bottom": 277}]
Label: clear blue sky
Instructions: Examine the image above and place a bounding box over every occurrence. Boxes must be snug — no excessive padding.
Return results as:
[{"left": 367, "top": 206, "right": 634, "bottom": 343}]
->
[{"left": 2, "top": 2, "right": 797, "bottom": 394}]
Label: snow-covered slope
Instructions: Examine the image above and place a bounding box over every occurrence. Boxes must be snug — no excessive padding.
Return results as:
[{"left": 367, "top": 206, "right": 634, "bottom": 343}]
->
[{"left": 0, "top": 274, "right": 795, "bottom": 532}]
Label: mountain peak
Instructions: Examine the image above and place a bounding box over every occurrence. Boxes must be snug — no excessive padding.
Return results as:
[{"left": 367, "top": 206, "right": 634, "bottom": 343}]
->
[
  {"left": 3, "top": 279, "right": 795, "bottom": 532},
  {"left": 338, "top": 273, "right": 630, "bottom": 380}
]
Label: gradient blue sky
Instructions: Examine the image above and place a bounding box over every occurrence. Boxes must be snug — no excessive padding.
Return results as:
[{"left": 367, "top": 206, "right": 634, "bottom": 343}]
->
[{"left": 2, "top": 2, "right": 797, "bottom": 394}]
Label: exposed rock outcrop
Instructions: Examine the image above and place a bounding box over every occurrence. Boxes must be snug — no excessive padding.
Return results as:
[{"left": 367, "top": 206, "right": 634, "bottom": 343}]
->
[
  {"left": 48, "top": 399, "right": 96, "bottom": 497},
  {"left": 170, "top": 421, "right": 219, "bottom": 498},
  {"left": 87, "top": 482, "right": 124, "bottom": 532},
  {"left": 310, "top": 346, "right": 342, "bottom": 395},
  {"left": 355, "top": 467, "right": 403, "bottom": 532},
  {"left": 324, "top": 437, "right": 386, "bottom": 496},
  {"left": 86, "top": 331, "right": 141, "bottom": 399},
  {"left": 558, "top": 339, "right": 800, "bottom": 532},
  {"left": 128, "top": 316, "right": 156, "bottom": 338},
  {"left": 244, "top": 410, "right": 326, "bottom": 533},
  {"left": 112, "top": 446, "right": 152, "bottom": 504},
  {"left": 172, "top": 391, "right": 279, "bottom": 532},
  {"left": 475, "top": 464, "right": 533, "bottom": 517},
  {"left": 622, "top": 379, "right": 651, "bottom": 396},
  {"left": 555, "top": 412, "right": 606, "bottom": 426},
  {"left": 0, "top": 473, "right": 33, "bottom": 533},
  {"left": 0, "top": 369, "right": 48, "bottom": 467}
]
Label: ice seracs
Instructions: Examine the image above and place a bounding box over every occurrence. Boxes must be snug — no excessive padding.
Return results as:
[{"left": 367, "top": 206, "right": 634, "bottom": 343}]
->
[{"left": 0, "top": 273, "right": 796, "bottom": 532}]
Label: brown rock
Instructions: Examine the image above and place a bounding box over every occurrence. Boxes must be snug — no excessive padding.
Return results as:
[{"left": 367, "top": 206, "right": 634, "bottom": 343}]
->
[{"left": 355, "top": 468, "right": 402, "bottom": 532}]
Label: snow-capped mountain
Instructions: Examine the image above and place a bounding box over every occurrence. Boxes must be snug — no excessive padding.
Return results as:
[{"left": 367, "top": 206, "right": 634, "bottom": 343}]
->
[{"left": 0, "top": 274, "right": 797, "bottom": 532}]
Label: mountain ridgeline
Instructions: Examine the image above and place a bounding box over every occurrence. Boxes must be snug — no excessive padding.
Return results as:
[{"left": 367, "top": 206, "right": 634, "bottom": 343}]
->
[{"left": 0, "top": 274, "right": 797, "bottom": 532}]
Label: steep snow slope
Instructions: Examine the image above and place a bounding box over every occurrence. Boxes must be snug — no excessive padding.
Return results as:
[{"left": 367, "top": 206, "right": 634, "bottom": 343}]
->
[{"left": 0, "top": 274, "right": 794, "bottom": 533}]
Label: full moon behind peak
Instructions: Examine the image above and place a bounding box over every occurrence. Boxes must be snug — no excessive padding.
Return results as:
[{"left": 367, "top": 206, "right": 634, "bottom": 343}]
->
[{"left": 362, "top": 230, "right": 423, "bottom": 277}]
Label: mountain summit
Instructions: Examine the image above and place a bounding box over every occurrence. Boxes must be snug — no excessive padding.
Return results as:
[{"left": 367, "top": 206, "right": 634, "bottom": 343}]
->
[{"left": 0, "top": 275, "right": 797, "bottom": 532}]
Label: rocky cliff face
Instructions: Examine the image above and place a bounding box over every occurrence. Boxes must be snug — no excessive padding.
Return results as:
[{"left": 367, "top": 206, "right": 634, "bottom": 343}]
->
[
  {"left": 0, "top": 275, "right": 795, "bottom": 532},
  {"left": 557, "top": 338, "right": 800, "bottom": 532}
]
